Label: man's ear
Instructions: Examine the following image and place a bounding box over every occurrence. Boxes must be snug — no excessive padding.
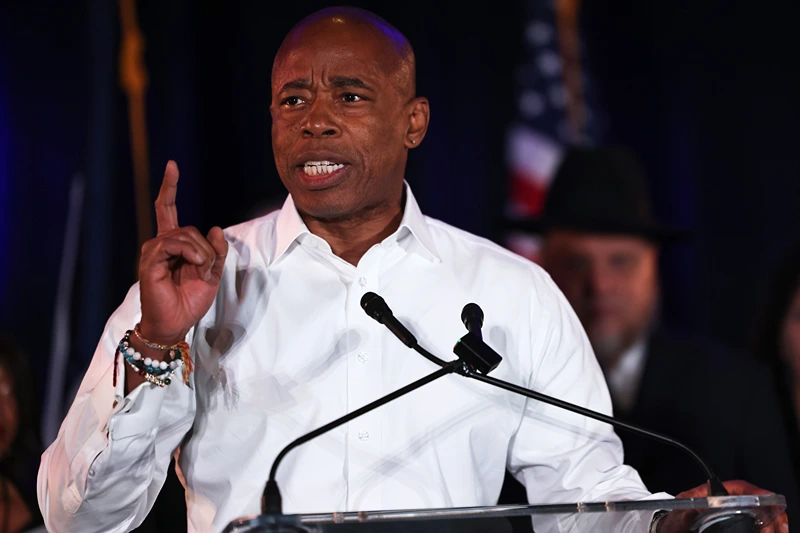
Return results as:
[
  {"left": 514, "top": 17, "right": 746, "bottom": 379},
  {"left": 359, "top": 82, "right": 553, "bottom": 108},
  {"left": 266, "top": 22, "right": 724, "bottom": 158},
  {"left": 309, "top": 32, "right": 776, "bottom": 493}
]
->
[{"left": 404, "top": 96, "right": 430, "bottom": 149}]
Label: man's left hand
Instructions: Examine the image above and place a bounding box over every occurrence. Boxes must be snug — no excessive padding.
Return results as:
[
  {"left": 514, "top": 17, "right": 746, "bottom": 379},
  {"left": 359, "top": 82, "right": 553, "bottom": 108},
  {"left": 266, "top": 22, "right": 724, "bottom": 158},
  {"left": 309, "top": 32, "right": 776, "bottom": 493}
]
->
[{"left": 655, "top": 480, "right": 788, "bottom": 533}]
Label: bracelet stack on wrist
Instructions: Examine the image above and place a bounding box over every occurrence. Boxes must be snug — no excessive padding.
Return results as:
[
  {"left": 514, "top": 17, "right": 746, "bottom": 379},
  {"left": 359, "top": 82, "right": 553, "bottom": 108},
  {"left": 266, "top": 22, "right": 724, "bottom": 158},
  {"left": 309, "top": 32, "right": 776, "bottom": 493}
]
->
[{"left": 113, "top": 324, "right": 194, "bottom": 388}]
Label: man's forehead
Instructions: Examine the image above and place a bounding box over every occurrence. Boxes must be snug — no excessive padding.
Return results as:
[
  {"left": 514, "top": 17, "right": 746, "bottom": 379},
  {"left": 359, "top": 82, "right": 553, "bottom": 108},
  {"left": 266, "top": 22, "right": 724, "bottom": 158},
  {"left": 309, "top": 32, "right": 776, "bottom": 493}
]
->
[
  {"left": 272, "top": 47, "right": 382, "bottom": 89},
  {"left": 277, "top": 41, "right": 378, "bottom": 70},
  {"left": 273, "top": 17, "right": 407, "bottom": 83},
  {"left": 285, "top": 9, "right": 405, "bottom": 54}
]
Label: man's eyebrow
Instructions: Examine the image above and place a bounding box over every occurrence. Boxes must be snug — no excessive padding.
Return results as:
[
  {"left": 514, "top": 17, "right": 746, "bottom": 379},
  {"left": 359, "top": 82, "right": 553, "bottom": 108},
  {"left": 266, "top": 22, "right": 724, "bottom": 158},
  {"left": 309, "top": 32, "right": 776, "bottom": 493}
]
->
[
  {"left": 278, "top": 77, "right": 375, "bottom": 92},
  {"left": 279, "top": 78, "right": 311, "bottom": 92},
  {"left": 329, "top": 76, "right": 374, "bottom": 91}
]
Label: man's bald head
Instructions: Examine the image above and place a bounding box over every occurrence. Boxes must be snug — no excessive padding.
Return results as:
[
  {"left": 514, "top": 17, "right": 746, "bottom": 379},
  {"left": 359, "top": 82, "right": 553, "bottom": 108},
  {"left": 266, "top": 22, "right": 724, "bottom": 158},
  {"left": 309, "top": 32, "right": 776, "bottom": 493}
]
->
[{"left": 273, "top": 6, "right": 417, "bottom": 100}]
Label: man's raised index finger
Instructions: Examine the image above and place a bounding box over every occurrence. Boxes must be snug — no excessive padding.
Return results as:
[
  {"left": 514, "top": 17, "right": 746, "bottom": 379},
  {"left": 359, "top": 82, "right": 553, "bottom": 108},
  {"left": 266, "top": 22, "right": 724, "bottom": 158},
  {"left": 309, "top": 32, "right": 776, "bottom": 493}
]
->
[{"left": 155, "top": 160, "right": 180, "bottom": 235}]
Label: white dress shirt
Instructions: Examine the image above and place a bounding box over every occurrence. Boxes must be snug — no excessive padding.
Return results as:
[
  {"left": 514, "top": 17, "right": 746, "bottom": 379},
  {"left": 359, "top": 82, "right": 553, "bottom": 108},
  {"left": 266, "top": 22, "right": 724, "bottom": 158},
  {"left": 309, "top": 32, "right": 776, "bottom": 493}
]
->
[{"left": 38, "top": 186, "right": 654, "bottom": 533}]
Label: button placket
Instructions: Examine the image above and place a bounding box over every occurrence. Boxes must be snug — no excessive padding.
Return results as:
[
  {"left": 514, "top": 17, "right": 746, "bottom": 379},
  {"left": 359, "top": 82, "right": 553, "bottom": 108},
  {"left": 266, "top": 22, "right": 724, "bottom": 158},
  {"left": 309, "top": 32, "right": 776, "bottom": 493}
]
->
[{"left": 344, "top": 247, "right": 384, "bottom": 510}]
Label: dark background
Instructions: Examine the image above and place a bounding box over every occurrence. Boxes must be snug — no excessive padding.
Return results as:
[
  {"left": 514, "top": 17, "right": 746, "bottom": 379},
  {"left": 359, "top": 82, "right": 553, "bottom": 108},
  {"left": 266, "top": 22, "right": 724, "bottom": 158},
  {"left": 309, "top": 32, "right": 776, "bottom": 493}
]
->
[{"left": 0, "top": 0, "right": 798, "bottom": 424}]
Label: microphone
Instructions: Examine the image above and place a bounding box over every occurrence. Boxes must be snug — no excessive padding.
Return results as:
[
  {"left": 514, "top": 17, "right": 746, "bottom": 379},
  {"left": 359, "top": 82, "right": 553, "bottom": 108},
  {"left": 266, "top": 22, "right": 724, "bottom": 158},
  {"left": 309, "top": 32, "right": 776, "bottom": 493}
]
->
[
  {"left": 455, "top": 303, "right": 501, "bottom": 375},
  {"left": 461, "top": 303, "right": 484, "bottom": 340},
  {"left": 361, "top": 296, "right": 729, "bottom": 499},
  {"left": 361, "top": 292, "right": 490, "bottom": 370},
  {"left": 361, "top": 292, "right": 418, "bottom": 348}
]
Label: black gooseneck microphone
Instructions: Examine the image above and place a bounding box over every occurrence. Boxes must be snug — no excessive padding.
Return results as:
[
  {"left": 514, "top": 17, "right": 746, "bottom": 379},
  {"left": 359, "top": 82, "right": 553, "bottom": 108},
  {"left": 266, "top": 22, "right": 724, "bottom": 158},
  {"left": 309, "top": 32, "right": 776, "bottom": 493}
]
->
[
  {"left": 361, "top": 291, "right": 418, "bottom": 348},
  {"left": 360, "top": 293, "right": 729, "bottom": 500},
  {"left": 461, "top": 303, "right": 484, "bottom": 340}
]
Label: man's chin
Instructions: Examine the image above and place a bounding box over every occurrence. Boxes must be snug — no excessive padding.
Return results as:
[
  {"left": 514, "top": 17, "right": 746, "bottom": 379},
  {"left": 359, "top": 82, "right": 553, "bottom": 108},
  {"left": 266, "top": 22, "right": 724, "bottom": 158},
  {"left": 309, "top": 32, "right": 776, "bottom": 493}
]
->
[
  {"left": 291, "top": 192, "right": 352, "bottom": 219},
  {"left": 298, "top": 205, "right": 366, "bottom": 225}
]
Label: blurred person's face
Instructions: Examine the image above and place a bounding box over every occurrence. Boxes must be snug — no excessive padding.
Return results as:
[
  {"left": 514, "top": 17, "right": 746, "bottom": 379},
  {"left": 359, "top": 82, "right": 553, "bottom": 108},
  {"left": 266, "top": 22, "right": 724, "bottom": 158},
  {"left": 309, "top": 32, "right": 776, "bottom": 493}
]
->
[
  {"left": 0, "top": 364, "right": 18, "bottom": 458},
  {"left": 781, "top": 285, "right": 800, "bottom": 381},
  {"left": 541, "top": 230, "right": 660, "bottom": 368}
]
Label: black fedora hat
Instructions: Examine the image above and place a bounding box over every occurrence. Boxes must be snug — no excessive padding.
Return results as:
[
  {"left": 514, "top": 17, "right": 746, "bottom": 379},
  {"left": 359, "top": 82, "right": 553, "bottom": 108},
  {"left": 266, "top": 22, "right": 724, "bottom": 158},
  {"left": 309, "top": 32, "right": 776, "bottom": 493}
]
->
[{"left": 507, "top": 145, "right": 688, "bottom": 242}]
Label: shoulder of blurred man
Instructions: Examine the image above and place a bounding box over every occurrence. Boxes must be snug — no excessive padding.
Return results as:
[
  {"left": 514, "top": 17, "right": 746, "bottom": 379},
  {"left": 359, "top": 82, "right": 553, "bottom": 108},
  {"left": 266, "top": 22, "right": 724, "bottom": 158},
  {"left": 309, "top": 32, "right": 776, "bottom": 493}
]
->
[
  {"left": 632, "top": 323, "right": 788, "bottom": 442},
  {"left": 622, "top": 324, "right": 800, "bottom": 514},
  {"left": 642, "top": 325, "right": 775, "bottom": 399}
]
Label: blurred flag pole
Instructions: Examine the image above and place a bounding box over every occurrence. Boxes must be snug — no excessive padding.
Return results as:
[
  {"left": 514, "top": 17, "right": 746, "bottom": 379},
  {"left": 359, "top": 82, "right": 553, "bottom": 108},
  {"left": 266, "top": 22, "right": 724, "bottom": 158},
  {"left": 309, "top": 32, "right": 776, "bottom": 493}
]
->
[
  {"left": 505, "top": 0, "right": 597, "bottom": 262},
  {"left": 42, "top": 174, "right": 85, "bottom": 445},
  {"left": 43, "top": 0, "right": 152, "bottom": 444},
  {"left": 119, "top": 0, "right": 152, "bottom": 262},
  {"left": 555, "top": 0, "right": 588, "bottom": 143}
]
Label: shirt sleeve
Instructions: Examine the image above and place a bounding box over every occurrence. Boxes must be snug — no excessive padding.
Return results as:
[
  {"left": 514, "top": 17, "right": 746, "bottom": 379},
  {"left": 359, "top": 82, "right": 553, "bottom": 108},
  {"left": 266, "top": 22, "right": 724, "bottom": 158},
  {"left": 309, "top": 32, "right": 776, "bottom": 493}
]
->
[
  {"left": 506, "top": 271, "right": 660, "bottom": 505},
  {"left": 37, "top": 283, "right": 197, "bottom": 533}
]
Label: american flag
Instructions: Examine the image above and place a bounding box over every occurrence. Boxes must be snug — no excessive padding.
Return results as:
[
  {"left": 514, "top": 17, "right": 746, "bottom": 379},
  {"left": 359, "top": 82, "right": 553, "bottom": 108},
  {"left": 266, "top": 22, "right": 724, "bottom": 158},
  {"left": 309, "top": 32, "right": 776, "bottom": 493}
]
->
[{"left": 505, "top": 0, "right": 600, "bottom": 261}]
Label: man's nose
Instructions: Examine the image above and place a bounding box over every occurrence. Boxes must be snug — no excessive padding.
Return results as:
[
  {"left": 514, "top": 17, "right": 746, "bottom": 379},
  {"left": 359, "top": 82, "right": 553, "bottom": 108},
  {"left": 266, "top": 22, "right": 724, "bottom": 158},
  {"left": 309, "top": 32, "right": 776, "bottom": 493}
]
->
[
  {"left": 588, "top": 263, "right": 615, "bottom": 295},
  {"left": 302, "top": 100, "right": 340, "bottom": 138}
]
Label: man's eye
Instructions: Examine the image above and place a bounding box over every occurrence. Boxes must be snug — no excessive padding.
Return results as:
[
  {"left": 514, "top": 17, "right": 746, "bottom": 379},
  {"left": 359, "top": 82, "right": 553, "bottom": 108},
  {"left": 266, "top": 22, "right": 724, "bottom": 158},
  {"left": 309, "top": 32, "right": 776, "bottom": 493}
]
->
[
  {"left": 342, "top": 93, "right": 363, "bottom": 103},
  {"left": 281, "top": 96, "right": 304, "bottom": 106}
]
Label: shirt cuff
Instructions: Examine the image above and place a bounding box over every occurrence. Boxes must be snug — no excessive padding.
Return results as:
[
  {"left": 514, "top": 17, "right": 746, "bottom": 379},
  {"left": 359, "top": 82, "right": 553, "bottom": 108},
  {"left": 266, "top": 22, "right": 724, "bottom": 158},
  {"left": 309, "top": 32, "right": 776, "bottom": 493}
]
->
[{"left": 90, "top": 354, "right": 168, "bottom": 440}]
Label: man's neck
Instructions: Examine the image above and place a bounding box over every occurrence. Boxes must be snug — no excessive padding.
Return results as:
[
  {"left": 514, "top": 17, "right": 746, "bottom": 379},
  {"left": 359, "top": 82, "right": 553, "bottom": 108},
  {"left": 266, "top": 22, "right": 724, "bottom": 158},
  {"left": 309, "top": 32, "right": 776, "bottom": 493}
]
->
[{"left": 302, "top": 204, "right": 404, "bottom": 266}]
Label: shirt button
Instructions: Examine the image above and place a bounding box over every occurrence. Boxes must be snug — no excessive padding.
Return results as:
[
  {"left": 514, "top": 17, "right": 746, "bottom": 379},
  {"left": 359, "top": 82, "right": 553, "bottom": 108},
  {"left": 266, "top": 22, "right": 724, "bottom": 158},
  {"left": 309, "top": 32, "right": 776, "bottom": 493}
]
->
[
  {"left": 358, "top": 277, "right": 367, "bottom": 288},
  {"left": 357, "top": 351, "right": 369, "bottom": 363},
  {"left": 358, "top": 430, "right": 370, "bottom": 442}
]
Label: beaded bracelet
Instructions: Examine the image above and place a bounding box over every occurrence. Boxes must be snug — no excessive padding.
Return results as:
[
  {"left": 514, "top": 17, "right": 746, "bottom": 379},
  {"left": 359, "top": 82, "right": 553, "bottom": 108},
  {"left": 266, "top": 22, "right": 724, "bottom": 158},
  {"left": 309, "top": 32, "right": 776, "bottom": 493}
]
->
[{"left": 113, "top": 326, "right": 194, "bottom": 388}]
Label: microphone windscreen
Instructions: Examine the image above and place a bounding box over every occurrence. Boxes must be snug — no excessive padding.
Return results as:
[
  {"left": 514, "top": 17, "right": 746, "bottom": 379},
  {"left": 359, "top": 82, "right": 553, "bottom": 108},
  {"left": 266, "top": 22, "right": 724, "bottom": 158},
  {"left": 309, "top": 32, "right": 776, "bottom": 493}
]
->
[
  {"left": 361, "top": 292, "right": 389, "bottom": 323},
  {"left": 461, "top": 303, "right": 484, "bottom": 328}
]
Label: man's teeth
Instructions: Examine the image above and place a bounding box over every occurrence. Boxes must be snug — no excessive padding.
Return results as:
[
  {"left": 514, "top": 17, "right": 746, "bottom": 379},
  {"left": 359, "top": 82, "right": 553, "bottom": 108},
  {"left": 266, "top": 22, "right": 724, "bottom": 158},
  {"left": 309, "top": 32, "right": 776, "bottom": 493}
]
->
[{"left": 303, "top": 161, "right": 345, "bottom": 176}]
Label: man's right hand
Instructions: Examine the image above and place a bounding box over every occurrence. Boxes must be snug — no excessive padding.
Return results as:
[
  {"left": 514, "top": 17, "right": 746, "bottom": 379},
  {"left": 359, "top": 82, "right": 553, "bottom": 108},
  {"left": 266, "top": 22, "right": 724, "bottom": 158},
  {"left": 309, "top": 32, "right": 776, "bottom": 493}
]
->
[{"left": 137, "top": 160, "right": 229, "bottom": 346}]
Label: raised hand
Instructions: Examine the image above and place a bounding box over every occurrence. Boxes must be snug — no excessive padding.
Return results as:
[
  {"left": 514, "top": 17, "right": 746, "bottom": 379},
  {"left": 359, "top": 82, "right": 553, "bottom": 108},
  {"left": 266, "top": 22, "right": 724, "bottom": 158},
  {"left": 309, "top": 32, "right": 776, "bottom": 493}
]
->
[{"left": 137, "top": 160, "right": 228, "bottom": 345}]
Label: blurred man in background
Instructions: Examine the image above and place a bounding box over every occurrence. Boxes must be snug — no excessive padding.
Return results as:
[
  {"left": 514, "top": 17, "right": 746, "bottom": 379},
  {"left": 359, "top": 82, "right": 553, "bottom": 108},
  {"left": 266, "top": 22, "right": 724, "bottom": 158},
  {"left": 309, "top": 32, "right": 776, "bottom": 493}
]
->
[{"left": 526, "top": 146, "right": 799, "bottom": 514}]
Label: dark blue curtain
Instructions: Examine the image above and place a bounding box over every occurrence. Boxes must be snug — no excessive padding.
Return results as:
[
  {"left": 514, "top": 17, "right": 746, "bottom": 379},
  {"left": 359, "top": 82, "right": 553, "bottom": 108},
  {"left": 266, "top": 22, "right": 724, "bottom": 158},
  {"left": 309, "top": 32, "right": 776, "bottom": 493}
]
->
[{"left": 0, "top": 1, "right": 89, "bottom": 383}]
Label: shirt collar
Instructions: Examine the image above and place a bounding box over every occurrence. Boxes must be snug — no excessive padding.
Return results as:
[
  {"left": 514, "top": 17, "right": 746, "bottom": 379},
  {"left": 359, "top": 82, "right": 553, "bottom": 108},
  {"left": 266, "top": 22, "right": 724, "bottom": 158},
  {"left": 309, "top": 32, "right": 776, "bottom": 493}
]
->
[
  {"left": 605, "top": 336, "right": 648, "bottom": 413},
  {"left": 272, "top": 182, "right": 441, "bottom": 264},
  {"left": 273, "top": 194, "right": 310, "bottom": 263},
  {"left": 396, "top": 183, "right": 441, "bottom": 263}
]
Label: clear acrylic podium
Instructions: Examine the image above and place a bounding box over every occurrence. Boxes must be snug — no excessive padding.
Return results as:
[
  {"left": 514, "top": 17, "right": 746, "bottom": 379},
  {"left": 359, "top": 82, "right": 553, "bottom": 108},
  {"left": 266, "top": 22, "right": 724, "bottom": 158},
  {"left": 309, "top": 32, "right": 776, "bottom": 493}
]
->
[{"left": 222, "top": 494, "right": 786, "bottom": 532}]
